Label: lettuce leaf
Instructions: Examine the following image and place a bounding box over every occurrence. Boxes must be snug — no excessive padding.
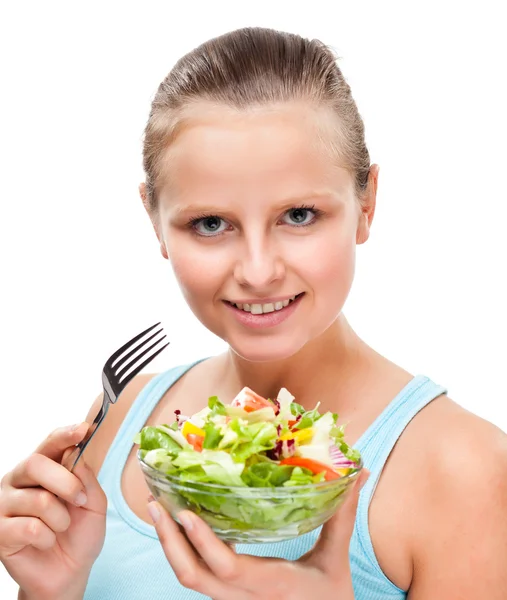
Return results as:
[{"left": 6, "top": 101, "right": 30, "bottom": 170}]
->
[
  {"left": 172, "top": 450, "right": 245, "bottom": 487},
  {"left": 202, "top": 422, "right": 223, "bottom": 449},
  {"left": 225, "top": 419, "right": 278, "bottom": 462},
  {"left": 135, "top": 426, "right": 183, "bottom": 454}
]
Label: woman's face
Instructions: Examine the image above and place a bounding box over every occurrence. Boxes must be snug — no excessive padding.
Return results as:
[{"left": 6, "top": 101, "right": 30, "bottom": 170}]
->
[{"left": 149, "top": 102, "right": 377, "bottom": 362}]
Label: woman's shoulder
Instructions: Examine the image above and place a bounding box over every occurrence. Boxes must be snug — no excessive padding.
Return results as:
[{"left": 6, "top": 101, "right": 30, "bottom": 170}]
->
[
  {"left": 401, "top": 393, "right": 507, "bottom": 498},
  {"left": 427, "top": 396, "right": 507, "bottom": 502},
  {"left": 410, "top": 393, "right": 506, "bottom": 462},
  {"left": 371, "top": 392, "right": 507, "bottom": 591},
  {"left": 405, "top": 394, "right": 507, "bottom": 574}
]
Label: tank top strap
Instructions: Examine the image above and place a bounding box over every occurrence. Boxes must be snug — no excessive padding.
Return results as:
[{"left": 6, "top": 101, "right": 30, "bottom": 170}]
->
[{"left": 353, "top": 374, "right": 447, "bottom": 580}]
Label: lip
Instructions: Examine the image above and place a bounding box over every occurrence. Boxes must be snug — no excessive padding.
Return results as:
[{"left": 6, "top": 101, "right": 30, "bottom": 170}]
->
[{"left": 222, "top": 293, "right": 305, "bottom": 329}]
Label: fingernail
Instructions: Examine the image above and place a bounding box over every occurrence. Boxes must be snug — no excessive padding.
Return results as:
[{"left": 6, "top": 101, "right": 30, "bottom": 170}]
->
[
  {"left": 178, "top": 511, "right": 193, "bottom": 532},
  {"left": 148, "top": 502, "right": 160, "bottom": 524},
  {"left": 68, "top": 423, "right": 81, "bottom": 432},
  {"left": 75, "top": 491, "right": 88, "bottom": 506},
  {"left": 147, "top": 494, "right": 155, "bottom": 503}
]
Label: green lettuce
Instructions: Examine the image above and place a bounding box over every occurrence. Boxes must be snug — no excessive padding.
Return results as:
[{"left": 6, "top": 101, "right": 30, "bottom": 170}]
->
[
  {"left": 134, "top": 426, "right": 182, "bottom": 454},
  {"left": 221, "top": 419, "right": 278, "bottom": 462}
]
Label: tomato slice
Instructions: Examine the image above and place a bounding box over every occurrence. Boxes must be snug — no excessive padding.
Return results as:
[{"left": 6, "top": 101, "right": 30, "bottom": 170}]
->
[
  {"left": 279, "top": 457, "right": 341, "bottom": 481},
  {"left": 186, "top": 434, "right": 204, "bottom": 452},
  {"left": 231, "top": 387, "right": 273, "bottom": 412}
]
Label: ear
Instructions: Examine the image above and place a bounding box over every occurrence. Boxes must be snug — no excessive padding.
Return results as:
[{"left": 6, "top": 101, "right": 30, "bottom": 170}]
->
[
  {"left": 139, "top": 182, "right": 169, "bottom": 260},
  {"left": 356, "top": 164, "right": 379, "bottom": 245}
]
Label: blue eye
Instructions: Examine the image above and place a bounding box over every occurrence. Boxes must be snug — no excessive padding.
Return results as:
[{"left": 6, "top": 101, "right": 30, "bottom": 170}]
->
[
  {"left": 193, "top": 216, "right": 229, "bottom": 236},
  {"left": 282, "top": 207, "right": 317, "bottom": 226}
]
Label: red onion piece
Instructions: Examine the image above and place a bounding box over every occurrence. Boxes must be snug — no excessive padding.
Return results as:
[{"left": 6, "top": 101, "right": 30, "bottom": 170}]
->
[
  {"left": 283, "top": 438, "right": 296, "bottom": 458},
  {"left": 329, "top": 442, "right": 358, "bottom": 468},
  {"left": 266, "top": 440, "right": 283, "bottom": 460}
]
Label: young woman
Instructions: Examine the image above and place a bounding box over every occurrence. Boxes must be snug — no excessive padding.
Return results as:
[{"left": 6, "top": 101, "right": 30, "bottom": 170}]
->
[{"left": 1, "top": 27, "right": 506, "bottom": 600}]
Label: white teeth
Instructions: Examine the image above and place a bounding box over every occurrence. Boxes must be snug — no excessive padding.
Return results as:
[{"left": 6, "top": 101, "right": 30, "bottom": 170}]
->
[{"left": 231, "top": 295, "right": 299, "bottom": 315}]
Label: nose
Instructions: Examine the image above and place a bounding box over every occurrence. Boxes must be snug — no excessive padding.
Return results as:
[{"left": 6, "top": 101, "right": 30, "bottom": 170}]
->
[{"left": 233, "top": 236, "right": 285, "bottom": 291}]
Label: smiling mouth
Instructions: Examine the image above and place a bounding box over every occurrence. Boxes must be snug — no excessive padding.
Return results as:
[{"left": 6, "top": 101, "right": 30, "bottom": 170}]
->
[{"left": 224, "top": 293, "right": 304, "bottom": 315}]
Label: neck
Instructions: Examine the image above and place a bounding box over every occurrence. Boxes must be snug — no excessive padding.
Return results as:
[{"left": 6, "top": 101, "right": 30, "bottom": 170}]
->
[{"left": 222, "top": 313, "right": 373, "bottom": 414}]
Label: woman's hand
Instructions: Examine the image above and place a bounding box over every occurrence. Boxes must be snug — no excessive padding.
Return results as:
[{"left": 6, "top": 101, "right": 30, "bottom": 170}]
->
[
  {"left": 0, "top": 424, "right": 107, "bottom": 600},
  {"left": 149, "top": 469, "right": 369, "bottom": 600}
]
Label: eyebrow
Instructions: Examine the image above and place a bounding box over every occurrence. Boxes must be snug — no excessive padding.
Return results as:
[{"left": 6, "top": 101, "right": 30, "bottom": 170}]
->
[
  {"left": 171, "top": 204, "right": 234, "bottom": 217},
  {"left": 170, "top": 191, "right": 339, "bottom": 217}
]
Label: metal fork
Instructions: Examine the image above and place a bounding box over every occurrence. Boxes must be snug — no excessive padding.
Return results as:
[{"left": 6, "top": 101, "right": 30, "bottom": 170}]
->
[{"left": 62, "top": 322, "right": 169, "bottom": 472}]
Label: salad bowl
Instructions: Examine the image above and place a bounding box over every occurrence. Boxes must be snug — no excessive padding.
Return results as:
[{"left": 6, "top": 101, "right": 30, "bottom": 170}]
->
[{"left": 136, "top": 387, "right": 363, "bottom": 543}]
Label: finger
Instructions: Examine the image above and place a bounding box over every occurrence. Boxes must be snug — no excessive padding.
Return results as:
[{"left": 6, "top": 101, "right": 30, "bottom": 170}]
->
[
  {"left": 177, "top": 510, "right": 286, "bottom": 594},
  {"left": 0, "top": 423, "right": 90, "bottom": 490},
  {"left": 71, "top": 459, "right": 107, "bottom": 515},
  {"left": 169, "top": 519, "right": 235, "bottom": 551},
  {"left": 176, "top": 510, "right": 241, "bottom": 582},
  {"left": 9, "top": 453, "right": 88, "bottom": 507},
  {"left": 148, "top": 502, "right": 239, "bottom": 600},
  {"left": 313, "top": 468, "right": 370, "bottom": 570},
  {"left": 0, "top": 487, "right": 71, "bottom": 533},
  {"left": 0, "top": 516, "right": 56, "bottom": 555},
  {"left": 34, "top": 423, "right": 90, "bottom": 462}
]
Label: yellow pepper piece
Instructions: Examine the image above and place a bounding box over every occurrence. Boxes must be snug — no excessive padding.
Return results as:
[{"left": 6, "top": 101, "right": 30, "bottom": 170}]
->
[
  {"left": 337, "top": 468, "right": 351, "bottom": 476},
  {"left": 279, "top": 428, "right": 314, "bottom": 443},
  {"left": 182, "top": 421, "right": 205, "bottom": 439}
]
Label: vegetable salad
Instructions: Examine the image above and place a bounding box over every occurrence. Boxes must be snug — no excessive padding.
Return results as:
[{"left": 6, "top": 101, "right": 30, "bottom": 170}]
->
[{"left": 135, "top": 386, "right": 361, "bottom": 489}]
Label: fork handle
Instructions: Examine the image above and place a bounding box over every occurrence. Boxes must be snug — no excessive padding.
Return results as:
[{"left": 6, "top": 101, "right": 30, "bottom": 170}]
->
[{"left": 62, "top": 393, "right": 111, "bottom": 472}]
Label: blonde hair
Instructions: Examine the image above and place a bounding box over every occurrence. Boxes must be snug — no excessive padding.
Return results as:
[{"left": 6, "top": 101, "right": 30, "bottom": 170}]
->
[{"left": 142, "top": 27, "right": 371, "bottom": 209}]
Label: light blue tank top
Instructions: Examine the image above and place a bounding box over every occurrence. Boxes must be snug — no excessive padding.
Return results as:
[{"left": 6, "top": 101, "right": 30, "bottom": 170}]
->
[{"left": 84, "top": 361, "right": 446, "bottom": 600}]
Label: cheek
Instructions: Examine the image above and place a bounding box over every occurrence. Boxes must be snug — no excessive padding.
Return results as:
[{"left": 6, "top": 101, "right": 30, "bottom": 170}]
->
[
  {"left": 167, "top": 236, "right": 226, "bottom": 306},
  {"left": 320, "top": 238, "right": 355, "bottom": 291},
  {"left": 289, "top": 226, "right": 356, "bottom": 296},
  {"left": 170, "top": 253, "right": 207, "bottom": 298}
]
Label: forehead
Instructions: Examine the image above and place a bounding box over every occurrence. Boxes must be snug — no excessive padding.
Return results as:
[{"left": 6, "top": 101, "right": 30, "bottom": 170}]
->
[{"left": 158, "top": 102, "right": 354, "bottom": 202}]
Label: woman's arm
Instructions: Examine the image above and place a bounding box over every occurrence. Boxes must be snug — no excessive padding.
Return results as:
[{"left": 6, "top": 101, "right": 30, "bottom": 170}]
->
[{"left": 408, "top": 414, "right": 507, "bottom": 599}]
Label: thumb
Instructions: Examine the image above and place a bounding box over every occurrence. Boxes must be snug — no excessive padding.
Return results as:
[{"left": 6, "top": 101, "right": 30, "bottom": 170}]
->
[{"left": 312, "top": 468, "right": 370, "bottom": 571}]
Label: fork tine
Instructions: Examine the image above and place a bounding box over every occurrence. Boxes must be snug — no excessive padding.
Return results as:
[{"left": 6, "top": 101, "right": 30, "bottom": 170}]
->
[
  {"left": 115, "top": 334, "right": 168, "bottom": 382},
  {"left": 107, "top": 322, "right": 161, "bottom": 366},
  {"left": 111, "top": 328, "right": 164, "bottom": 372},
  {"left": 116, "top": 342, "right": 170, "bottom": 389}
]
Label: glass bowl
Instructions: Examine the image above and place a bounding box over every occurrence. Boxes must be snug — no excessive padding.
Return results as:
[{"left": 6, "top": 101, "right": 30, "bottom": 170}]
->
[{"left": 139, "top": 452, "right": 363, "bottom": 544}]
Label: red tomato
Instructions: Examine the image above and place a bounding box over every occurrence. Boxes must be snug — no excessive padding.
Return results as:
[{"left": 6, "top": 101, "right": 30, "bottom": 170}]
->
[
  {"left": 231, "top": 387, "right": 273, "bottom": 412},
  {"left": 186, "top": 434, "right": 204, "bottom": 452},
  {"left": 279, "top": 456, "right": 341, "bottom": 481}
]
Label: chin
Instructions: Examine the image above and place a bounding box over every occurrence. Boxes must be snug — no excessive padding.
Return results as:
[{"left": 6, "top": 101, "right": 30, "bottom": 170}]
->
[{"left": 226, "top": 333, "right": 308, "bottom": 364}]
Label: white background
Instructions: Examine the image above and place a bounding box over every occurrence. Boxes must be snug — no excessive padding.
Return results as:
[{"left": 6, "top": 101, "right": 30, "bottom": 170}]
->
[{"left": 1, "top": 1, "right": 506, "bottom": 596}]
